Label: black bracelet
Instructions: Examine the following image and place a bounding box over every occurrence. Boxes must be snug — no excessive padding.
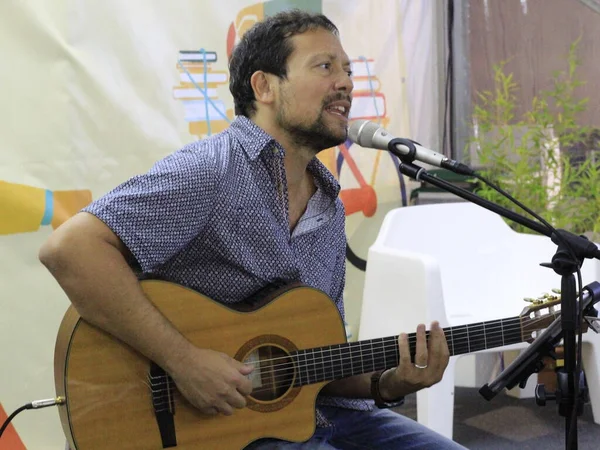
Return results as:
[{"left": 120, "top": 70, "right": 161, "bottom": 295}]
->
[{"left": 370, "top": 370, "right": 405, "bottom": 409}]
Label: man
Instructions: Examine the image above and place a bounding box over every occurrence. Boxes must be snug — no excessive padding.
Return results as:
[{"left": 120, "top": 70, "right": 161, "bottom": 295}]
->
[{"left": 40, "top": 9, "right": 464, "bottom": 450}]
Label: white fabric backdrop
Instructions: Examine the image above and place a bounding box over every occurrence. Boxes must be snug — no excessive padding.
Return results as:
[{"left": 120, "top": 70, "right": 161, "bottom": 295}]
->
[{"left": 0, "top": 1, "right": 439, "bottom": 447}]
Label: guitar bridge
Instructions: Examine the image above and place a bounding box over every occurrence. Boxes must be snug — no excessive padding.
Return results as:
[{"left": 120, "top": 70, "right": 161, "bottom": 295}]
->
[{"left": 149, "top": 362, "right": 177, "bottom": 448}]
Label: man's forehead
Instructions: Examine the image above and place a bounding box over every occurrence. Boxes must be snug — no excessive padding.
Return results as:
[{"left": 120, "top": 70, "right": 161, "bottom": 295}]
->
[{"left": 289, "top": 29, "right": 349, "bottom": 62}]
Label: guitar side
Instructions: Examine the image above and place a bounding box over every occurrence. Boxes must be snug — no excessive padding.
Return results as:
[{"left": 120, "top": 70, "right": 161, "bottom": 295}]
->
[{"left": 54, "top": 280, "right": 347, "bottom": 450}]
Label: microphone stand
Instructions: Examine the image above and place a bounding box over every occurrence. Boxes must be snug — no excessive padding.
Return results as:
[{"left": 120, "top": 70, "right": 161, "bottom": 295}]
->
[{"left": 387, "top": 138, "right": 600, "bottom": 450}]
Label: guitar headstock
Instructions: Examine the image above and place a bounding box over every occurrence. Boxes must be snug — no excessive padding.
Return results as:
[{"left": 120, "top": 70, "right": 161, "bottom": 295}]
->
[{"left": 519, "top": 289, "right": 562, "bottom": 343}]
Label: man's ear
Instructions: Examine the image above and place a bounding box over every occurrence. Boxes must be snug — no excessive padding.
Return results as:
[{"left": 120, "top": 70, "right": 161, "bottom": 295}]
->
[{"left": 250, "top": 71, "right": 276, "bottom": 106}]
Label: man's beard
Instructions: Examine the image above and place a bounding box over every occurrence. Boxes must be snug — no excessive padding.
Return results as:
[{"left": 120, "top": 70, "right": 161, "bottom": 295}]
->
[{"left": 276, "top": 104, "right": 348, "bottom": 153}]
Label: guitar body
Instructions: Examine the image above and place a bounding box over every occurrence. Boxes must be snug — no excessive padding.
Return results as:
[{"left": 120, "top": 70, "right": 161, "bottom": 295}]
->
[{"left": 54, "top": 280, "right": 347, "bottom": 450}]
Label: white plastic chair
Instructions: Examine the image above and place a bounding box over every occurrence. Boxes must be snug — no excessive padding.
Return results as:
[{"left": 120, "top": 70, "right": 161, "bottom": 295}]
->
[{"left": 358, "top": 202, "right": 600, "bottom": 439}]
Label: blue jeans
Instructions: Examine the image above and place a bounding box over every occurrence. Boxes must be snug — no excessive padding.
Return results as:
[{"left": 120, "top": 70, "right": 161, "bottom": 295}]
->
[{"left": 244, "top": 406, "right": 465, "bottom": 449}]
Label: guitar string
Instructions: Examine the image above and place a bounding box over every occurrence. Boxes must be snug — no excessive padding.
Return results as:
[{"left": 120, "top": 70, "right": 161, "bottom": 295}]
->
[
  {"left": 149, "top": 317, "right": 547, "bottom": 388},
  {"left": 149, "top": 325, "right": 536, "bottom": 404},
  {"left": 148, "top": 313, "right": 557, "bottom": 392},
  {"left": 148, "top": 314, "right": 558, "bottom": 399}
]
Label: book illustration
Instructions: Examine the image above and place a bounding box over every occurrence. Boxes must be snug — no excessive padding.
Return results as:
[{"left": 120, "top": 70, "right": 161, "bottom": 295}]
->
[
  {"left": 178, "top": 71, "right": 228, "bottom": 84},
  {"left": 172, "top": 87, "right": 219, "bottom": 99},
  {"left": 173, "top": 49, "right": 234, "bottom": 138},
  {"left": 0, "top": 181, "right": 92, "bottom": 235},
  {"left": 182, "top": 99, "right": 228, "bottom": 122},
  {"left": 178, "top": 50, "right": 217, "bottom": 63},
  {"left": 351, "top": 77, "right": 381, "bottom": 92},
  {"left": 349, "top": 93, "right": 386, "bottom": 120}
]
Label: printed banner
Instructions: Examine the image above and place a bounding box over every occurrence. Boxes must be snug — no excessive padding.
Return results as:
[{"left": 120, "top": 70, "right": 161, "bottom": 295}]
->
[{"left": 0, "top": 1, "right": 437, "bottom": 447}]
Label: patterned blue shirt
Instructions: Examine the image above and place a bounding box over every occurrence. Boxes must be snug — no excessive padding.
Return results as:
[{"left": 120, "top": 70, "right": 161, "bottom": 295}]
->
[{"left": 82, "top": 116, "right": 373, "bottom": 425}]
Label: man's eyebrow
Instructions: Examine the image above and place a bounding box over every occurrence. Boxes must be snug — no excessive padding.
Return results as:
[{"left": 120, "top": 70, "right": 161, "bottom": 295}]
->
[{"left": 308, "top": 52, "right": 352, "bottom": 67}]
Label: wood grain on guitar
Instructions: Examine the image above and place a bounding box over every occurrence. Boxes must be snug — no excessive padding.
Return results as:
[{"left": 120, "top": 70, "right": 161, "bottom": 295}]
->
[{"left": 54, "top": 280, "right": 562, "bottom": 449}]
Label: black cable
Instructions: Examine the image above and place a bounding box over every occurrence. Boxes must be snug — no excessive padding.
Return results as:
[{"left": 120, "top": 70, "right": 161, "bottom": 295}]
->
[
  {"left": 0, "top": 405, "right": 29, "bottom": 438},
  {"left": 0, "top": 398, "right": 63, "bottom": 439},
  {"left": 474, "top": 172, "right": 585, "bottom": 450}
]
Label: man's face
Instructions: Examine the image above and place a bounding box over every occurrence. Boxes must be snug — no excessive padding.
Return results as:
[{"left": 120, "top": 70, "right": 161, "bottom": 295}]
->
[{"left": 274, "top": 28, "right": 353, "bottom": 152}]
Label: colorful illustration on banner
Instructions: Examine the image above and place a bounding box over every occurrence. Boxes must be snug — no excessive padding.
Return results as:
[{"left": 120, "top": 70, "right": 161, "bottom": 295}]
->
[
  {"left": 173, "top": 0, "right": 408, "bottom": 271},
  {"left": 0, "top": 181, "right": 92, "bottom": 236}
]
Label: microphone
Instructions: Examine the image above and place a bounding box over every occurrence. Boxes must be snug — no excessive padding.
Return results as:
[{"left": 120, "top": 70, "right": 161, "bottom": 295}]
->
[{"left": 348, "top": 120, "right": 475, "bottom": 176}]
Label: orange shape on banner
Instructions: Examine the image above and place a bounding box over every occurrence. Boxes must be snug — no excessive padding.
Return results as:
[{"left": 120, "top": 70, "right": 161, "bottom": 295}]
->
[{"left": 0, "top": 403, "right": 26, "bottom": 450}]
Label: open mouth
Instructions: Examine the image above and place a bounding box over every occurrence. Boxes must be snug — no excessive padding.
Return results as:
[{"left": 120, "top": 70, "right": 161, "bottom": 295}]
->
[{"left": 324, "top": 102, "right": 351, "bottom": 120}]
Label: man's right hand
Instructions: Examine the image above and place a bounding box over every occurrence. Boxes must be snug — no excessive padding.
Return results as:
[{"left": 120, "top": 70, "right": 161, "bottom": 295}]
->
[{"left": 170, "top": 348, "right": 254, "bottom": 416}]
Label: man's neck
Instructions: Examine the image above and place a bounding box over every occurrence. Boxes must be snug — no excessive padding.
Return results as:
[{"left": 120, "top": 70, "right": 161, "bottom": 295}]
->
[{"left": 250, "top": 116, "right": 315, "bottom": 190}]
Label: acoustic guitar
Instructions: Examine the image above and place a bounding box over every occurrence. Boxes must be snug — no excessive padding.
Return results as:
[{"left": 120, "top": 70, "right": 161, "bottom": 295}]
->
[{"left": 54, "top": 279, "right": 562, "bottom": 449}]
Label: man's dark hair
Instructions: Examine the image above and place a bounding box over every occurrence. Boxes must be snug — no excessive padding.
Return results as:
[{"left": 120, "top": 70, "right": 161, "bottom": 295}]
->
[{"left": 228, "top": 9, "right": 339, "bottom": 117}]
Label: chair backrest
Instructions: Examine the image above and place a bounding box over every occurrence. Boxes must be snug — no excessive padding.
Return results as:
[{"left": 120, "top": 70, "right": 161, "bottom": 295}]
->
[{"left": 365, "top": 203, "right": 599, "bottom": 326}]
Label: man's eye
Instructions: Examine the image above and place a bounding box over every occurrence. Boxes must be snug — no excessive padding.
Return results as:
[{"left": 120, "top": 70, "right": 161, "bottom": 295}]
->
[
  {"left": 319, "top": 63, "right": 331, "bottom": 70},
  {"left": 346, "top": 70, "right": 353, "bottom": 77}
]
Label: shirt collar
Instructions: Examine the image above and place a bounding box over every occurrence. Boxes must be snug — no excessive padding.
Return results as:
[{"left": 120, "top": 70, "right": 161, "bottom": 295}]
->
[
  {"left": 228, "top": 116, "right": 277, "bottom": 161},
  {"left": 228, "top": 115, "right": 341, "bottom": 198},
  {"left": 308, "top": 158, "right": 341, "bottom": 198}
]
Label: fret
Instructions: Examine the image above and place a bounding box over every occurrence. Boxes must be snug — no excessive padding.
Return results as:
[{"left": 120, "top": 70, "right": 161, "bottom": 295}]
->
[
  {"left": 484, "top": 319, "right": 504, "bottom": 349},
  {"left": 368, "top": 340, "right": 376, "bottom": 373},
  {"left": 340, "top": 342, "right": 352, "bottom": 379},
  {"left": 331, "top": 344, "right": 341, "bottom": 379},
  {"left": 320, "top": 347, "right": 328, "bottom": 381},
  {"left": 359, "top": 341, "right": 365, "bottom": 375},
  {"left": 371, "top": 338, "right": 386, "bottom": 372},
  {"left": 304, "top": 350, "right": 310, "bottom": 385},
  {"left": 313, "top": 348, "right": 323, "bottom": 383},
  {"left": 320, "top": 348, "right": 327, "bottom": 381},
  {"left": 350, "top": 341, "right": 363, "bottom": 377},
  {"left": 325, "top": 346, "right": 335, "bottom": 380},
  {"left": 503, "top": 318, "right": 523, "bottom": 346},
  {"left": 451, "top": 325, "right": 469, "bottom": 356},
  {"left": 466, "top": 324, "right": 471, "bottom": 353},
  {"left": 482, "top": 321, "right": 487, "bottom": 349},
  {"left": 293, "top": 352, "right": 302, "bottom": 386},
  {"left": 467, "top": 322, "right": 486, "bottom": 353},
  {"left": 384, "top": 337, "right": 399, "bottom": 369},
  {"left": 311, "top": 348, "right": 318, "bottom": 382},
  {"left": 300, "top": 350, "right": 309, "bottom": 386},
  {"left": 448, "top": 327, "right": 455, "bottom": 356}
]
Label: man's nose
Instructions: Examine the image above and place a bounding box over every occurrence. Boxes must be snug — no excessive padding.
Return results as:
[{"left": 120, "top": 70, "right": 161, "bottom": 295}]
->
[{"left": 335, "top": 71, "right": 353, "bottom": 93}]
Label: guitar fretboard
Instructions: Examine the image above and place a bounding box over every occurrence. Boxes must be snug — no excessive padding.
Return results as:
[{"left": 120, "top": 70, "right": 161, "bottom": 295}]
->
[{"left": 291, "top": 316, "right": 524, "bottom": 386}]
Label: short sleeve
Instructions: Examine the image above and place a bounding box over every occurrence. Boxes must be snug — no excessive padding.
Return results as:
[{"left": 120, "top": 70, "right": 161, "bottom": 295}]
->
[{"left": 82, "top": 136, "right": 229, "bottom": 273}]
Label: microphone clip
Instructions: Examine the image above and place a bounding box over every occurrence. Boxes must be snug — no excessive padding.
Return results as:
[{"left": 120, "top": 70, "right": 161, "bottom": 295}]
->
[{"left": 387, "top": 137, "right": 421, "bottom": 163}]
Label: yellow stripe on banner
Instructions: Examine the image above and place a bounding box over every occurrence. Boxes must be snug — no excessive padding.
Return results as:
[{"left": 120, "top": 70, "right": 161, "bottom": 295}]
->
[{"left": 0, "top": 181, "right": 46, "bottom": 235}]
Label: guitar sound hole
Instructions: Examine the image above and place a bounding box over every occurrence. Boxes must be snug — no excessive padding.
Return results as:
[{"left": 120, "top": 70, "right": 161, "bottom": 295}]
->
[{"left": 244, "top": 345, "right": 295, "bottom": 402}]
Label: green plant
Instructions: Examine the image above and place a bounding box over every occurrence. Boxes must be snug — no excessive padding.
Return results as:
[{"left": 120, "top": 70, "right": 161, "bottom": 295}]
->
[{"left": 469, "top": 39, "right": 600, "bottom": 238}]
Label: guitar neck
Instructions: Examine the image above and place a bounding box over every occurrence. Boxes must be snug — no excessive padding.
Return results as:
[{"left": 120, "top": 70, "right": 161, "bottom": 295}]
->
[{"left": 292, "top": 315, "right": 525, "bottom": 386}]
